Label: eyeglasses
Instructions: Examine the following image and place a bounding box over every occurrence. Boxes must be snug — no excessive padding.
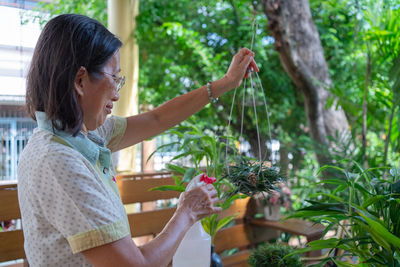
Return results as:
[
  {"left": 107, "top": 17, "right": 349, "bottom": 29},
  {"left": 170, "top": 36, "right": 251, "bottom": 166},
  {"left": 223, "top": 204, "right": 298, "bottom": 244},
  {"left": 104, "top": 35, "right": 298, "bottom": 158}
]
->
[{"left": 102, "top": 72, "right": 126, "bottom": 92}]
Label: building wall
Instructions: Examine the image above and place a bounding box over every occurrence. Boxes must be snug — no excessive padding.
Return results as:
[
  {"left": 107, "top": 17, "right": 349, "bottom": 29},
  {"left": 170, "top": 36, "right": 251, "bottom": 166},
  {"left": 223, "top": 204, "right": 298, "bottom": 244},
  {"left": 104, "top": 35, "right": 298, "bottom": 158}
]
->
[{"left": 0, "top": 2, "right": 40, "bottom": 180}]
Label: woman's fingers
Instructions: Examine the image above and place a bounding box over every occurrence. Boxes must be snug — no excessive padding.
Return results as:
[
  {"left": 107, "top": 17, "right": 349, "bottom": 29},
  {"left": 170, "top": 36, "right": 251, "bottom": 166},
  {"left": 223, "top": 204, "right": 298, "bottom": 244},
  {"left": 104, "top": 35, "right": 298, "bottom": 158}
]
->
[
  {"left": 198, "top": 185, "right": 221, "bottom": 216},
  {"left": 241, "top": 54, "right": 259, "bottom": 78},
  {"left": 179, "top": 184, "right": 222, "bottom": 220},
  {"left": 238, "top": 47, "right": 254, "bottom": 57},
  {"left": 210, "top": 206, "right": 223, "bottom": 214},
  {"left": 239, "top": 48, "right": 258, "bottom": 69},
  {"left": 202, "top": 185, "right": 219, "bottom": 204},
  {"left": 240, "top": 51, "right": 259, "bottom": 70},
  {"left": 250, "top": 58, "right": 259, "bottom": 72},
  {"left": 229, "top": 47, "right": 259, "bottom": 83}
]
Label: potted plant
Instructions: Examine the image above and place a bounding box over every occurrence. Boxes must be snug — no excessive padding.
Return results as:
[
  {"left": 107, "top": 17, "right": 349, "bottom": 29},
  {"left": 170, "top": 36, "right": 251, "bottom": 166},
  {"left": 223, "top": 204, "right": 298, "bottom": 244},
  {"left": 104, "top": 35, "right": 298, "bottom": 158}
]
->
[
  {"left": 150, "top": 123, "right": 285, "bottom": 265},
  {"left": 253, "top": 182, "right": 293, "bottom": 221},
  {"left": 286, "top": 163, "right": 400, "bottom": 266},
  {"left": 248, "top": 243, "right": 305, "bottom": 267},
  {"left": 222, "top": 156, "right": 285, "bottom": 197}
]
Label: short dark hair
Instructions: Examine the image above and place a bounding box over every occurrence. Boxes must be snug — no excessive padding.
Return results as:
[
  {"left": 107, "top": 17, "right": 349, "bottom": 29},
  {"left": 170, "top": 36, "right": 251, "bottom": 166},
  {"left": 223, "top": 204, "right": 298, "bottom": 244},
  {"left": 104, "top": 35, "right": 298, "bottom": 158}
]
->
[{"left": 26, "top": 14, "right": 122, "bottom": 136}]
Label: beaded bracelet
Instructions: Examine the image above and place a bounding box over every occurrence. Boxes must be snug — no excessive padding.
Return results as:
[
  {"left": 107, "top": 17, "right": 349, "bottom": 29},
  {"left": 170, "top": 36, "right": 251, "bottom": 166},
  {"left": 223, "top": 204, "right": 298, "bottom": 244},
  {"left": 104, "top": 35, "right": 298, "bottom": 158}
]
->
[{"left": 206, "top": 82, "right": 218, "bottom": 103}]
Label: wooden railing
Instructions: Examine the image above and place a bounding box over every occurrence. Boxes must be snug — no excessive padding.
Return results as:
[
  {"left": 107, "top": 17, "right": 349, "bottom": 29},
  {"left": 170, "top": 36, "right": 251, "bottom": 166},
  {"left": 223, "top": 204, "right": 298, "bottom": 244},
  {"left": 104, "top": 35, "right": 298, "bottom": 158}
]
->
[{"left": 0, "top": 180, "right": 26, "bottom": 264}]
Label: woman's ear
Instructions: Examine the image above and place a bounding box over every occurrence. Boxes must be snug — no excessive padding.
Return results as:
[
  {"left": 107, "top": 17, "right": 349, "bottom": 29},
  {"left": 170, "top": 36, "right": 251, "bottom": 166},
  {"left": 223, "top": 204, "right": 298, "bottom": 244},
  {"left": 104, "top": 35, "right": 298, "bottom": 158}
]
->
[{"left": 74, "top": 66, "right": 87, "bottom": 96}]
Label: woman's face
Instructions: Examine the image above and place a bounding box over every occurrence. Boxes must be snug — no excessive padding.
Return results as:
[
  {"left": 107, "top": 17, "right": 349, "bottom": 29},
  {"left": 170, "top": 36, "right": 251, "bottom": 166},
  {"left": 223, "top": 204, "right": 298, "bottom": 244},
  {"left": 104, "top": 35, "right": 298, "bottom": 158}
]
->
[{"left": 76, "top": 51, "right": 121, "bottom": 131}]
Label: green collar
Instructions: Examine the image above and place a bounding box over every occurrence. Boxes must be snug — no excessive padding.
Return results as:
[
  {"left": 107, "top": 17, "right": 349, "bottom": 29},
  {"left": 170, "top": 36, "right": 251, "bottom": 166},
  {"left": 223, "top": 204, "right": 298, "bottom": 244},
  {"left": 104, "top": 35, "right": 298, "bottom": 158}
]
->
[{"left": 35, "top": 111, "right": 111, "bottom": 170}]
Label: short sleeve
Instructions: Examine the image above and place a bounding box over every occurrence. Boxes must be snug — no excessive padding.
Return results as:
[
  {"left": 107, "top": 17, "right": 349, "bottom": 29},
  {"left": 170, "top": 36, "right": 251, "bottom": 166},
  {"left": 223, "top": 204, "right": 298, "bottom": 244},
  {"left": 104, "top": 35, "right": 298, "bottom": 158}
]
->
[
  {"left": 96, "top": 116, "right": 127, "bottom": 152},
  {"left": 29, "top": 148, "right": 130, "bottom": 254}
]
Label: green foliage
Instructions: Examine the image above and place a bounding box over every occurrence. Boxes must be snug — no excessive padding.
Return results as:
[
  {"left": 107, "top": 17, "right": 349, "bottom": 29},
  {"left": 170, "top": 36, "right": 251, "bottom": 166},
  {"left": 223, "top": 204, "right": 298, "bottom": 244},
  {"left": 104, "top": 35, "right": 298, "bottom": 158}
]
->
[
  {"left": 223, "top": 157, "right": 285, "bottom": 196},
  {"left": 148, "top": 122, "right": 243, "bottom": 243},
  {"left": 287, "top": 163, "right": 400, "bottom": 266},
  {"left": 25, "top": 0, "right": 107, "bottom": 26},
  {"left": 30, "top": 0, "right": 400, "bottom": 168},
  {"left": 162, "top": 122, "right": 230, "bottom": 178},
  {"left": 32, "top": 0, "right": 400, "bottom": 221},
  {"left": 248, "top": 243, "right": 305, "bottom": 267},
  {"left": 135, "top": 0, "right": 303, "bottom": 159},
  {"left": 310, "top": 0, "right": 400, "bottom": 168},
  {"left": 201, "top": 213, "right": 236, "bottom": 244},
  {"left": 30, "top": 0, "right": 310, "bottom": 213}
]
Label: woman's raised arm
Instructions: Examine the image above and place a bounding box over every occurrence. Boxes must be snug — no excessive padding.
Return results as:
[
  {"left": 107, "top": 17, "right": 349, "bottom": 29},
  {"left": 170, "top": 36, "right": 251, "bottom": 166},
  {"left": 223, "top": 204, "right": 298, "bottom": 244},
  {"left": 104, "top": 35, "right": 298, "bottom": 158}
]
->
[{"left": 116, "top": 47, "right": 258, "bottom": 151}]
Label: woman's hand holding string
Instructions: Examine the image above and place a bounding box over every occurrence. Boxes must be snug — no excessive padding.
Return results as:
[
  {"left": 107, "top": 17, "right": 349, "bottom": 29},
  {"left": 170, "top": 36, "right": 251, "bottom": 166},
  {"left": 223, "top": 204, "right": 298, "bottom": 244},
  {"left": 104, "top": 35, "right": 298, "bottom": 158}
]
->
[{"left": 223, "top": 47, "right": 259, "bottom": 89}]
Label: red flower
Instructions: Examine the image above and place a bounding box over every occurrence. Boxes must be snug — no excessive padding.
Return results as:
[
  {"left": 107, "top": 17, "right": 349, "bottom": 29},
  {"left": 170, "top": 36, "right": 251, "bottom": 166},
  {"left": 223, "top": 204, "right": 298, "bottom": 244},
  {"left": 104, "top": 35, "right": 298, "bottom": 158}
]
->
[
  {"left": 200, "top": 173, "right": 216, "bottom": 184},
  {"left": 112, "top": 176, "right": 117, "bottom": 183}
]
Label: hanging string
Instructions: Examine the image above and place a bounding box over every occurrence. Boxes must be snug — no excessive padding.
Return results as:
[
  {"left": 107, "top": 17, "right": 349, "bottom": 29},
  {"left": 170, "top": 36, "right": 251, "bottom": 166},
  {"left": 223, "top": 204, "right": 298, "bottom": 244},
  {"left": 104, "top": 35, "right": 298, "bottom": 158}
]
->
[
  {"left": 249, "top": 73, "right": 262, "bottom": 168},
  {"left": 225, "top": 18, "right": 274, "bottom": 176},
  {"left": 255, "top": 71, "right": 273, "bottom": 162},
  {"left": 249, "top": 19, "right": 263, "bottom": 168},
  {"left": 250, "top": 19, "right": 257, "bottom": 51},
  {"left": 225, "top": 86, "right": 238, "bottom": 176},
  {"left": 239, "top": 79, "right": 247, "bottom": 142}
]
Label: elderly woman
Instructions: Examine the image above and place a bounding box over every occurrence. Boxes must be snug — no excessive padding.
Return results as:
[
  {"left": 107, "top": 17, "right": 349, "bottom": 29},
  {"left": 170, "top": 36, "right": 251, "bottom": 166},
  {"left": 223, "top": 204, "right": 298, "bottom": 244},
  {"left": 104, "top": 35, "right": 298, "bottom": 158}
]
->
[{"left": 18, "top": 14, "right": 258, "bottom": 266}]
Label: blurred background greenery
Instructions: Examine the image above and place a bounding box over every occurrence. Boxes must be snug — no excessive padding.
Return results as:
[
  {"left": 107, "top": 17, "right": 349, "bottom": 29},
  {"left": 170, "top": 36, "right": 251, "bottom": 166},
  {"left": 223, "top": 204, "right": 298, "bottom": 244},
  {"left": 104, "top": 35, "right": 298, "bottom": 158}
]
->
[{"left": 31, "top": 0, "right": 400, "bottom": 209}]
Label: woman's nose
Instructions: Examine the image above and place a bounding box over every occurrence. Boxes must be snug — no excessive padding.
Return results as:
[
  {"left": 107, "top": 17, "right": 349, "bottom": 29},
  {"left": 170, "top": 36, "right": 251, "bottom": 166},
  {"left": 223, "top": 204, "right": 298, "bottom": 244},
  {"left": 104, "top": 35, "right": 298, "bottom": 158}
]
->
[{"left": 112, "top": 90, "right": 120, "bottom": 101}]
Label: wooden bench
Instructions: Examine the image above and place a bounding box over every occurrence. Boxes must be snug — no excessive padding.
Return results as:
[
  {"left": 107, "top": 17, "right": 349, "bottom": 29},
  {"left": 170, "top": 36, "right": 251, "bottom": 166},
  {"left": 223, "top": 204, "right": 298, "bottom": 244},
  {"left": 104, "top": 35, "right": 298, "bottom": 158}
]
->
[
  {"left": 117, "top": 172, "right": 280, "bottom": 267},
  {"left": 0, "top": 172, "right": 324, "bottom": 266},
  {"left": 0, "top": 181, "right": 26, "bottom": 266}
]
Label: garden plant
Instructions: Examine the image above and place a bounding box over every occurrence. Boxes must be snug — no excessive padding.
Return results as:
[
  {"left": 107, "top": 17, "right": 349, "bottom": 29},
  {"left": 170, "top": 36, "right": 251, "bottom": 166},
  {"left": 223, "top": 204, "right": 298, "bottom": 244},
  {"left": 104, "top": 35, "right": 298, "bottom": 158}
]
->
[
  {"left": 149, "top": 122, "right": 284, "bottom": 243},
  {"left": 287, "top": 163, "right": 400, "bottom": 266},
  {"left": 248, "top": 243, "right": 305, "bottom": 267}
]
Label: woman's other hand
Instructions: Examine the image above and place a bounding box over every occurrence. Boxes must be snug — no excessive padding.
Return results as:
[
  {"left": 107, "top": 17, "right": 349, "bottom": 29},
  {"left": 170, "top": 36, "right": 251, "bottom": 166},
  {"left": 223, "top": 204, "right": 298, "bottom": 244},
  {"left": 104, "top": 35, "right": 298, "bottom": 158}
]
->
[
  {"left": 177, "top": 184, "right": 222, "bottom": 223},
  {"left": 225, "top": 47, "right": 259, "bottom": 89}
]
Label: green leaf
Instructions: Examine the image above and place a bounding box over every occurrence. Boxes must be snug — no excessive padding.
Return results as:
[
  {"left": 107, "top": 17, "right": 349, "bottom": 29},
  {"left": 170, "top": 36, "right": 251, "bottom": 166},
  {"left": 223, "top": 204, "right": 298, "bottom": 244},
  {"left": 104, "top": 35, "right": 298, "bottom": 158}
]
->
[
  {"left": 362, "top": 195, "right": 387, "bottom": 209},
  {"left": 317, "top": 165, "right": 346, "bottom": 176},
  {"left": 146, "top": 141, "right": 180, "bottom": 163},
  {"left": 215, "top": 215, "right": 236, "bottom": 232},
  {"left": 310, "top": 193, "right": 345, "bottom": 203},
  {"left": 166, "top": 129, "right": 185, "bottom": 138},
  {"left": 333, "top": 184, "right": 349, "bottom": 195},
  {"left": 166, "top": 163, "right": 186, "bottom": 175},
  {"left": 171, "top": 151, "right": 198, "bottom": 161},
  {"left": 353, "top": 183, "right": 372, "bottom": 196},
  {"left": 149, "top": 185, "right": 185, "bottom": 192},
  {"left": 314, "top": 179, "right": 347, "bottom": 186},
  {"left": 332, "top": 259, "right": 359, "bottom": 267},
  {"left": 307, "top": 238, "right": 341, "bottom": 248},
  {"left": 358, "top": 211, "right": 400, "bottom": 248},
  {"left": 284, "top": 238, "right": 340, "bottom": 257},
  {"left": 183, "top": 168, "right": 196, "bottom": 182},
  {"left": 288, "top": 210, "right": 345, "bottom": 218},
  {"left": 172, "top": 174, "right": 183, "bottom": 186},
  {"left": 221, "top": 194, "right": 246, "bottom": 210},
  {"left": 201, "top": 219, "right": 210, "bottom": 234}
]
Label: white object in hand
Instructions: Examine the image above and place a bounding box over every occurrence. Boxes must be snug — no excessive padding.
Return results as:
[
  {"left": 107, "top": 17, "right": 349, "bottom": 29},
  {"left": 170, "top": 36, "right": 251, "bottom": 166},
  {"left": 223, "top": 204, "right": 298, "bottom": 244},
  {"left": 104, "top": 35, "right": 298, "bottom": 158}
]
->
[{"left": 173, "top": 174, "right": 211, "bottom": 267}]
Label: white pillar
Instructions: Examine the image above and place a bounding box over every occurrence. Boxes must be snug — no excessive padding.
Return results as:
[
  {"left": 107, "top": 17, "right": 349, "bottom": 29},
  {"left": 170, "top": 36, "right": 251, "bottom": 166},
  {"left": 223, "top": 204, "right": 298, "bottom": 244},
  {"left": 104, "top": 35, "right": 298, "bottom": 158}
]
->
[{"left": 108, "top": 0, "right": 139, "bottom": 172}]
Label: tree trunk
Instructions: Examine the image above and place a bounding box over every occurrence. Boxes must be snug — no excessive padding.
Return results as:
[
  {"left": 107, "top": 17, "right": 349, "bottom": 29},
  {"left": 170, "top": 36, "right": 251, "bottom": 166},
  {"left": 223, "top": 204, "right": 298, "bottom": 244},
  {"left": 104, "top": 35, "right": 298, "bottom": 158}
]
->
[
  {"left": 279, "top": 144, "right": 289, "bottom": 175},
  {"left": 263, "top": 0, "right": 350, "bottom": 167}
]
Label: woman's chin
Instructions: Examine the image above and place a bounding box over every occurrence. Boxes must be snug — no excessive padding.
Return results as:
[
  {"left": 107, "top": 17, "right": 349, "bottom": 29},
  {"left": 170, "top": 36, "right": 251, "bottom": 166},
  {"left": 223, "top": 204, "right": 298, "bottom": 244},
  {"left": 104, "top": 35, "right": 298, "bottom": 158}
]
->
[{"left": 84, "top": 118, "right": 105, "bottom": 131}]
